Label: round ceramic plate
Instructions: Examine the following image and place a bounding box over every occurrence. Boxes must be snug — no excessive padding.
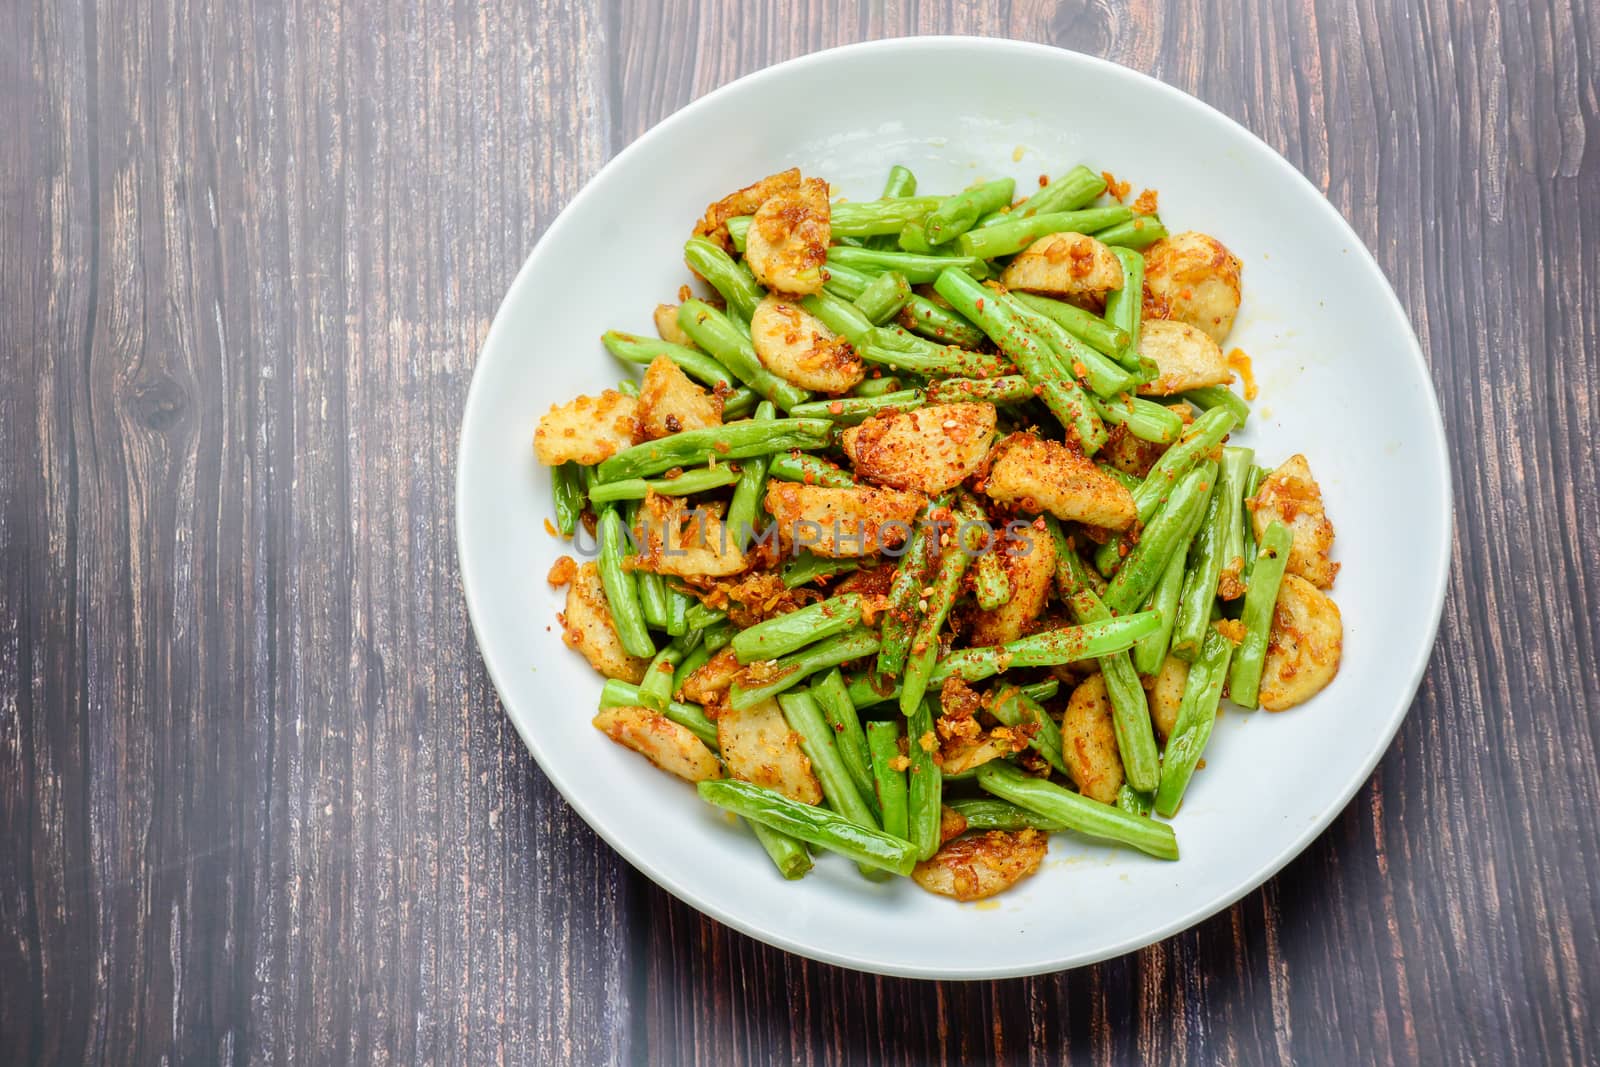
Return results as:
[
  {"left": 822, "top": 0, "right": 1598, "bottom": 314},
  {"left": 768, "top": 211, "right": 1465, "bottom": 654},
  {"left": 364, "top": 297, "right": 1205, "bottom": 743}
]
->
[{"left": 456, "top": 37, "right": 1450, "bottom": 979}]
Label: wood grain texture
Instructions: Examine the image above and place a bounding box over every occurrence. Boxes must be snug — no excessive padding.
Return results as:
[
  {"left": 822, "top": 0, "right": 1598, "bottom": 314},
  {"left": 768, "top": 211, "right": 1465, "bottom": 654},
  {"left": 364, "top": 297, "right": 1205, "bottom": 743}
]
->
[{"left": 2, "top": 0, "right": 1596, "bottom": 1064}]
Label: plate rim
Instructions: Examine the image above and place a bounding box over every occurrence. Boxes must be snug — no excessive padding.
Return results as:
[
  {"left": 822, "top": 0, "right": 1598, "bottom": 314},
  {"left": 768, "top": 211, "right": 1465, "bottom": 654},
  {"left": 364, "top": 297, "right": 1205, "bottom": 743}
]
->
[{"left": 455, "top": 35, "right": 1454, "bottom": 980}]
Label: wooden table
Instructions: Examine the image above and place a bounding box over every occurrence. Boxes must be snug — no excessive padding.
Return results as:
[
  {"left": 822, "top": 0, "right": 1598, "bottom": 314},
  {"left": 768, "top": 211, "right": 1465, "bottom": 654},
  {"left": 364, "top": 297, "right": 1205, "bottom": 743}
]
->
[{"left": 4, "top": 2, "right": 1596, "bottom": 1063}]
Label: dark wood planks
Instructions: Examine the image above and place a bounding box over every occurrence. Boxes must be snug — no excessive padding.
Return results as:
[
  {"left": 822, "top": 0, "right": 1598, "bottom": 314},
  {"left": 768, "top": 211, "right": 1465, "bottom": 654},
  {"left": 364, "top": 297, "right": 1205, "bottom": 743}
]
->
[
  {"left": 2, "top": 0, "right": 629, "bottom": 1063},
  {"left": 0, "top": 0, "right": 1595, "bottom": 1064}
]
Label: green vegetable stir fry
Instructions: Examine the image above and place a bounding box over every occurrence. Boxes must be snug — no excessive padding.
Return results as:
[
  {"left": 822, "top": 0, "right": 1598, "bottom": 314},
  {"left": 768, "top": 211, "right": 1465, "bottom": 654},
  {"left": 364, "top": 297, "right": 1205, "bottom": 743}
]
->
[{"left": 535, "top": 162, "right": 1344, "bottom": 900}]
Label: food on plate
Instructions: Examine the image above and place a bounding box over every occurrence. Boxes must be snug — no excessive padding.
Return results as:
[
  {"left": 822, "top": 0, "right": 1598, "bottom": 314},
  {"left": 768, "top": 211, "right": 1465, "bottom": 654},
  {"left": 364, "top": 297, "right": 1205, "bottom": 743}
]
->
[{"left": 532, "top": 160, "right": 1343, "bottom": 898}]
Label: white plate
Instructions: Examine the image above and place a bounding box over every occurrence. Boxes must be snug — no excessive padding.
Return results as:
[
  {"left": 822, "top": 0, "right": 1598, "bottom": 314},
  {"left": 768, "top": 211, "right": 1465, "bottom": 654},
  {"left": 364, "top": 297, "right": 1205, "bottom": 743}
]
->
[{"left": 456, "top": 38, "right": 1450, "bottom": 979}]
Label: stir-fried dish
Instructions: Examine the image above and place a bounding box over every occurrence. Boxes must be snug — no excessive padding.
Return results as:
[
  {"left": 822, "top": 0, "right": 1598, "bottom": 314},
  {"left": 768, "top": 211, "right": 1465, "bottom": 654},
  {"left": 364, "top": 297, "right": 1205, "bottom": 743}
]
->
[{"left": 534, "top": 163, "right": 1344, "bottom": 898}]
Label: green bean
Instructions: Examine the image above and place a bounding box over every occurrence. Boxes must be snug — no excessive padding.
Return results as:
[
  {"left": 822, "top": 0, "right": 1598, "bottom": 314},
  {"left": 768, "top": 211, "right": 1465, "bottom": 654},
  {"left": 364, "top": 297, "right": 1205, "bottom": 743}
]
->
[
  {"left": 1097, "top": 463, "right": 1143, "bottom": 492},
  {"left": 977, "top": 762, "right": 1178, "bottom": 860},
  {"left": 1102, "top": 465, "right": 1215, "bottom": 616},
  {"left": 1010, "top": 292, "right": 1131, "bottom": 360},
  {"left": 672, "top": 621, "right": 733, "bottom": 688},
  {"left": 1216, "top": 445, "right": 1256, "bottom": 600},
  {"left": 750, "top": 821, "right": 813, "bottom": 879},
  {"left": 1009, "top": 293, "right": 1139, "bottom": 398},
  {"left": 721, "top": 389, "right": 758, "bottom": 419},
  {"left": 925, "top": 375, "right": 1034, "bottom": 405},
  {"left": 851, "top": 374, "right": 905, "bottom": 397},
  {"left": 635, "top": 570, "right": 670, "bottom": 631},
  {"left": 986, "top": 164, "right": 1106, "bottom": 223},
  {"left": 829, "top": 196, "right": 944, "bottom": 236},
  {"left": 596, "top": 508, "right": 655, "bottom": 657},
  {"left": 768, "top": 452, "right": 856, "bottom": 487},
  {"left": 906, "top": 698, "right": 943, "bottom": 860},
  {"left": 663, "top": 587, "right": 692, "bottom": 637},
  {"left": 1095, "top": 215, "right": 1169, "bottom": 250},
  {"left": 684, "top": 602, "right": 726, "bottom": 632},
  {"left": 1171, "top": 447, "right": 1251, "bottom": 661},
  {"left": 846, "top": 673, "right": 1058, "bottom": 709},
  {"left": 731, "top": 594, "right": 866, "bottom": 664},
  {"left": 971, "top": 546, "right": 1011, "bottom": 610},
  {"left": 594, "top": 418, "right": 832, "bottom": 482},
  {"left": 1093, "top": 407, "right": 1237, "bottom": 574},
  {"left": 1116, "top": 786, "right": 1155, "bottom": 817},
  {"left": 697, "top": 780, "right": 917, "bottom": 876},
  {"left": 1045, "top": 516, "right": 1110, "bottom": 600},
  {"left": 899, "top": 505, "right": 982, "bottom": 717},
  {"left": 586, "top": 464, "right": 742, "bottom": 504},
  {"left": 826, "top": 246, "right": 988, "bottom": 284},
  {"left": 877, "top": 498, "right": 947, "bottom": 678},
  {"left": 865, "top": 720, "right": 910, "bottom": 839},
  {"left": 866, "top": 165, "right": 919, "bottom": 250},
  {"left": 1067, "top": 590, "right": 1160, "bottom": 791},
  {"left": 925, "top": 178, "right": 1016, "bottom": 244},
  {"left": 988, "top": 684, "right": 1070, "bottom": 776},
  {"left": 616, "top": 378, "right": 640, "bottom": 397},
  {"left": 1226, "top": 521, "right": 1293, "bottom": 709},
  {"left": 825, "top": 260, "right": 985, "bottom": 348},
  {"left": 1240, "top": 464, "right": 1270, "bottom": 582},
  {"left": 724, "top": 401, "right": 776, "bottom": 541},
  {"left": 1179, "top": 384, "right": 1251, "bottom": 428},
  {"left": 676, "top": 299, "right": 810, "bottom": 410},
  {"left": 930, "top": 612, "right": 1161, "bottom": 685},
  {"left": 1155, "top": 625, "right": 1237, "bottom": 817},
  {"left": 781, "top": 551, "right": 859, "bottom": 588},
  {"left": 947, "top": 797, "right": 1068, "bottom": 832},
  {"left": 683, "top": 237, "right": 765, "bottom": 321},
  {"left": 1130, "top": 527, "right": 1195, "bottom": 676},
  {"left": 1089, "top": 393, "right": 1185, "bottom": 444},
  {"left": 602, "top": 330, "right": 737, "bottom": 389},
  {"left": 799, "top": 289, "right": 874, "bottom": 346},
  {"left": 552, "top": 463, "right": 584, "bottom": 536},
  {"left": 957, "top": 496, "right": 1011, "bottom": 611},
  {"left": 790, "top": 390, "right": 925, "bottom": 424},
  {"left": 729, "top": 627, "right": 881, "bottom": 710},
  {"left": 726, "top": 214, "right": 752, "bottom": 252},
  {"left": 779, "top": 691, "right": 881, "bottom": 854},
  {"left": 1025, "top": 679, "right": 1061, "bottom": 703},
  {"left": 813, "top": 669, "right": 878, "bottom": 818},
  {"left": 1103, "top": 247, "right": 1147, "bottom": 372},
  {"left": 599, "top": 679, "right": 715, "bottom": 747},
  {"left": 957, "top": 207, "right": 1133, "bottom": 259},
  {"left": 934, "top": 269, "right": 1105, "bottom": 452},
  {"left": 894, "top": 220, "right": 940, "bottom": 254},
  {"left": 898, "top": 298, "right": 988, "bottom": 348},
  {"left": 853, "top": 270, "right": 913, "bottom": 324},
  {"left": 637, "top": 641, "right": 687, "bottom": 710},
  {"left": 857, "top": 340, "right": 1012, "bottom": 380}
]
